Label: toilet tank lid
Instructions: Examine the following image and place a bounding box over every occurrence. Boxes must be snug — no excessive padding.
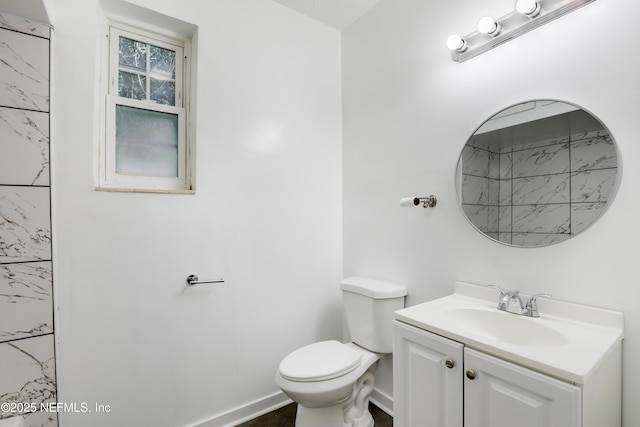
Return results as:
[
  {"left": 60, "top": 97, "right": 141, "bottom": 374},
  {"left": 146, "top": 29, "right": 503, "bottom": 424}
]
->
[{"left": 341, "top": 277, "right": 407, "bottom": 299}]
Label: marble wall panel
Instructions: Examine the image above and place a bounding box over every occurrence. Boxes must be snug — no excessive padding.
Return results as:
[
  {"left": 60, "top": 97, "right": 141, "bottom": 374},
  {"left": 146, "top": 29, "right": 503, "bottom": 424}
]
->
[
  {"left": 512, "top": 135, "right": 570, "bottom": 152},
  {"left": 499, "top": 179, "right": 512, "bottom": 205},
  {"left": 0, "top": 187, "right": 51, "bottom": 263},
  {"left": 460, "top": 145, "right": 489, "bottom": 177},
  {"left": 23, "top": 410, "right": 58, "bottom": 427},
  {"left": 0, "top": 262, "right": 53, "bottom": 343},
  {"left": 571, "top": 133, "right": 617, "bottom": 171},
  {"left": 571, "top": 169, "right": 617, "bottom": 203},
  {"left": 512, "top": 204, "right": 570, "bottom": 234},
  {"left": 462, "top": 205, "right": 489, "bottom": 232},
  {"left": 488, "top": 178, "right": 499, "bottom": 205},
  {"left": 499, "top": 152, "right": 512, "bottom": 179},
  {"left": 0, "top": 107, "right": 49, "bottom": 185},
  {"left": 461, "top": 174, "right": 488, "bottom": 205},
  {"left": 0, "top": 12, "right": 49, "bottom": 39},
  {"left": 511, "top": 232, "right": 571, "bottom": 247},
  {"left": 0, "top": 28, "right": 49, "bottom": 112},
  {"left": 512, "top": 173, "right": 570, "bottom": 205},
  {"left": 0, "top": 334, "right": 55, "bottom": 419},
  {"left": 498, "top": 206, "right": 512, "bottom": 232},
  {"left": 512, "top": 142, "right": 570, "bottom": 178}
]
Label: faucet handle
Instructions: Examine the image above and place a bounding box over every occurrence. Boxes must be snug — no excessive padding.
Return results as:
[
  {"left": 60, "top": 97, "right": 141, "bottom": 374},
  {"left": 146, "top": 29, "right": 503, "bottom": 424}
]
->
[
  {"left": 483, "top": 285, "right": 510, "bottom": 311},
  {"left": 525, "top": 294, "right": 552, "bottom": 317}
]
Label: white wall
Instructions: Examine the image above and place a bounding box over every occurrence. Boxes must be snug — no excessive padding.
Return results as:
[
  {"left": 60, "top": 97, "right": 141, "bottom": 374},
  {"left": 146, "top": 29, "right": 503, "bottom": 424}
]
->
[
  {"left": 343, "top": 0, "right": 640, "bottom": 425},
  {"left": 51, "top": 0, "right": 342, "bottom": 426}
]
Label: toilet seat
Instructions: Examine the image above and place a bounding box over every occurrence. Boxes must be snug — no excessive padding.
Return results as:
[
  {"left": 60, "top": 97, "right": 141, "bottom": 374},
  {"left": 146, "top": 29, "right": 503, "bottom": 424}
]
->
[{"left": 279, "top": 340, "right": 362, "bottom": 382}]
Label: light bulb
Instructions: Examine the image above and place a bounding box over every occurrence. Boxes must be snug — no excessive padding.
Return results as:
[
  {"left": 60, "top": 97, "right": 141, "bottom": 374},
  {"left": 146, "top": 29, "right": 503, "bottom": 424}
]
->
[
  {"left": 477, "top": 16, "right": 500, "bottom": 36},
  {"left": 446, "top": 34, "right": 468, "bottom": 52},
  {"left": 516, "top": 0, "right": 541, "bottom": 17}
]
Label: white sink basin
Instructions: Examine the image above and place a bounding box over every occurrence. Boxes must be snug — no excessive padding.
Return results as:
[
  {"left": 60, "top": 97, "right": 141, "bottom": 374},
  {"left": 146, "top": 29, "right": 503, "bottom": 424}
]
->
[
  {"left": 395, "top": 281, "right": 624, "bottom": 384},
  {"left": 437, "top": 306, "right": 567, "bottom": 347}
]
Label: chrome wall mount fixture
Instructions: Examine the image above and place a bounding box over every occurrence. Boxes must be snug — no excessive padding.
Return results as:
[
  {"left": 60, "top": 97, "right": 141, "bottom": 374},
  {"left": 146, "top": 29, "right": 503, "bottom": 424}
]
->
[
  {"left": 447, "top": 0, "right": 597, "bottom": 62},
  {"left": 186, "top": 274, "right": 225, "bottom": 286},
  {"left": 400, "top": 195, "right": 437, "bottom": 208}
]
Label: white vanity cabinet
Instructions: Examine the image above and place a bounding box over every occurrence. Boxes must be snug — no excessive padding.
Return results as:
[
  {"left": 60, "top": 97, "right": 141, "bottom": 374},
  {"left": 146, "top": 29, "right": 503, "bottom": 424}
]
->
[
  {"left": 393, "top": 321, "right": 464, "bottom": 427},
  {"left": 463, "top": 347, "right": 580, "bottom": 427},
  {"left": 393, "top": 321, "right": 581, "bottom": 427},
  {"left": 392, "top": 282, "right": 623, "bottom": 427}
]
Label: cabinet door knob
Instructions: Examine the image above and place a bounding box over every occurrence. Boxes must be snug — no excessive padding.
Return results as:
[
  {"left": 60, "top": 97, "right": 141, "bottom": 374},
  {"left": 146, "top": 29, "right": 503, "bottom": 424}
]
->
[
  {"left": 445, "top": 358, "right": 455, "bottom": 369},
  {"left": 466, "top": 369, "right": 476, "bottom": 380}
]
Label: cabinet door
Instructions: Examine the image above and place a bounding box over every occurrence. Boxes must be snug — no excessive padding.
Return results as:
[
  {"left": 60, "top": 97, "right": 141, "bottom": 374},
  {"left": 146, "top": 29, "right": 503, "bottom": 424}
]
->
[
  {"left": 393, "top": 321, "right": 464, "bottom": 427},
  {"left": 464, "top": 348, "right": 581, "bottom": 427}
]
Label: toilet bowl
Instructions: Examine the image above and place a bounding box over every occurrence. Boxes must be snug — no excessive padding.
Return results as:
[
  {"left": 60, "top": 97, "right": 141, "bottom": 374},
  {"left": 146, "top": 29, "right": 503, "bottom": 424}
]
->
[{"left": 275, "top": 277, "right": 407, "bottom": 427}]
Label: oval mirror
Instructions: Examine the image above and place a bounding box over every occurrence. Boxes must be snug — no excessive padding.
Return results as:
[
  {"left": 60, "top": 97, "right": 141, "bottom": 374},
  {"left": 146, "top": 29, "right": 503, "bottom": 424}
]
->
[{"left": 456, "top": 100, "right": 619, "bottom": 247}]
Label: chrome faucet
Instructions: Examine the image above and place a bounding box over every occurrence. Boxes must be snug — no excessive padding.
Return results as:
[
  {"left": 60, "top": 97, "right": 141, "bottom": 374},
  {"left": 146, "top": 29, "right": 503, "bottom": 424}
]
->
[{"left": 486, "top": 285, "right": 551, "bottom": 318}]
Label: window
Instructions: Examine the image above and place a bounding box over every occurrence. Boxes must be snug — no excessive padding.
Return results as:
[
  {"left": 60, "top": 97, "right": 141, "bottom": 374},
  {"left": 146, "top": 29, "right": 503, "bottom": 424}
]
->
[{"left": 99, "top": 20, "right": 192, "bottom": 193}]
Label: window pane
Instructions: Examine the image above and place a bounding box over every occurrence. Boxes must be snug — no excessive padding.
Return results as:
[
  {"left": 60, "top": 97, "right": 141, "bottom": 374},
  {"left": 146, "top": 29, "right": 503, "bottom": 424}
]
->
[
  {"left": 150, "top": 45, "right": 176, "bottom": 79},
  {"left": 119, "top": 37, "right": 147, "bottom": 71},
  {"left": 115, "top": 105, "right": 178, "bottom": 177},
  {"left": 150, "top": 78, "right": 175, "bottom": 106},
  {"left": 118, "top": 71, "right": 147, "bottom": 100}
]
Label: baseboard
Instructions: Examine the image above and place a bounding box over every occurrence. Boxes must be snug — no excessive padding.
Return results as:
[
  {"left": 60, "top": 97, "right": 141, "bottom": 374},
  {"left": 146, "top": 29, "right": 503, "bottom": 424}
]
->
[
  {"left": 369, "top": 387, "right": 394, "bottom": 417},
  {"left": 189, "top": 391, "right": 292, "bottom": 427}
]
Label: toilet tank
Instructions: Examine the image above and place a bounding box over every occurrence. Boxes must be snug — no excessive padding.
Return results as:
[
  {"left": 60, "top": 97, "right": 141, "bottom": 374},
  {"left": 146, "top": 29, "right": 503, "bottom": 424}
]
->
[{"left": 341, "top": 277, "right": 407, "bottom": 354}]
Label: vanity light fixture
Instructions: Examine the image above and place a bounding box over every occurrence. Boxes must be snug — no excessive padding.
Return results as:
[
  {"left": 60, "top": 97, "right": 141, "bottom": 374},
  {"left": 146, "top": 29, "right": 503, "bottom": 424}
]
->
[
  {"left": 516, "top": 0, "right": 542, "bottom": 17},
  {"left": 446, "top": 34, "right": 468, "bottom": 52},
  {"left": 448, "top": 0, "right": 597, "bottom": 62},
  {"left": 477, "top": 16, "right": 500, "bottom": 37}
]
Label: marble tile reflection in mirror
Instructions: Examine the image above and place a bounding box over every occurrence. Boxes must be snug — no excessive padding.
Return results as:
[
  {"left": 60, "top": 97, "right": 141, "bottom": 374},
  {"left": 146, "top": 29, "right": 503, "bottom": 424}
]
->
[{"left": 456, "top": 100, "right": 619, "bottom": 247}]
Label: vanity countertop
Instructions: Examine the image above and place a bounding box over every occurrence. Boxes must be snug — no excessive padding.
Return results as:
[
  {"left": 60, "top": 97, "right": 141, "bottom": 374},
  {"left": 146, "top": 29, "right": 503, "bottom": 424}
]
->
[{"left": 394, "top": 281, "right": 624, "bottom": 385}]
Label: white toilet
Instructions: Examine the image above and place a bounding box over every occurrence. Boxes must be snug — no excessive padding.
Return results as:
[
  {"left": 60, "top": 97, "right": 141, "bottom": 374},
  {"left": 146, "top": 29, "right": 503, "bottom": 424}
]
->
[{"left": 275, "top": 276, "right": 407, "bottom": 427}]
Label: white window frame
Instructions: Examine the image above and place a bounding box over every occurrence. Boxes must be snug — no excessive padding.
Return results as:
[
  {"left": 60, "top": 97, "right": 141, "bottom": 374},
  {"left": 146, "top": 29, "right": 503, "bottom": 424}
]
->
[{"left": 98, "top": 19, "right": 193, "bottom": 193}]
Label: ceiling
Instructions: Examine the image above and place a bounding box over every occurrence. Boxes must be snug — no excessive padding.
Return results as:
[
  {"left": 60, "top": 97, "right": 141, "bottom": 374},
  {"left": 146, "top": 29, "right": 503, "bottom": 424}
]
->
[
  {"left": 0, "top": 1, "right": 380, "bottom": 30},
  {"left": 272, "top": 0, "right": 382, "bottom": 30},
  {"left": 0, "top": 0, "right": 50, "bottom": 23}
]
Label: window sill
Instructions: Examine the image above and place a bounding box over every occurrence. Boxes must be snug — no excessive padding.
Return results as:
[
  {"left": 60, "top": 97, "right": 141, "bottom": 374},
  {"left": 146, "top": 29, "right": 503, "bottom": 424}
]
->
[{"left": 95, "top": 186, "right": 195, "bottom": 195}]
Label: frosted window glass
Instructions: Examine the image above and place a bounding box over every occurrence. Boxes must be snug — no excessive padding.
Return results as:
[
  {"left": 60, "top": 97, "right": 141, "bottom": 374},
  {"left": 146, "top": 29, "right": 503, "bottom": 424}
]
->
[{"left": 115, "top": 105, "right": 178, "bottom": 177}]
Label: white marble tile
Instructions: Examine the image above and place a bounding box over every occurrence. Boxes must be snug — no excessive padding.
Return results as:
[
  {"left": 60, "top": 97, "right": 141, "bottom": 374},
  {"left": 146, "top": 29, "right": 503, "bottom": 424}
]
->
[
  {"left": 499, "top": 151, "right": 512, "bottom": 179},
  {"left": 571, "top": 169, "right": 617, "bottom": 203},
  {"left": 0, "top": 334, "right": 55, "bottom": 418},
  {"left": 23, "top": 410, "right": 57, "bottom": 427},
  {"left": 571, "top": 133, "right": 617, "bottom": 172},
  {"left": 512, "top": 204, "right": 570, "bottom": 234},
  {"left": 497, "top": 232, "right": 511, "bottom": 245},
  {"left": 0, "top": 262, "right": 53, "bottom": 343},
  {"left": 487, "top": 178, "right": 499, "bottom": 206},
  {"left": 512, "top": 173, "right": 570, "bottom": 205},
  {"left": 512, "top": 142, "right": 570, "bottom": 178},
  {"left": 0, "top": 12, "right": 49, "bottom": 39},
  {"left": 487, "top": 206, "right": 499, "bottom": 233},
  {"left": 460, "top": 145, "right": 489, "bottom": 177},
  {"left": 461, "top": 175, "right": 488, "bottom": 205},
  {"left": 0, "top": 28, "right": 49, "bottom": 112},
  {"left": 0, "top": 187, "right": 51, "bottom": 263},
  {"left": 498, "top": 206, "right": 512, "bottom": 232},
  {"left": 488, "top": 151, "right": 500, "bottom": 179},
  {"left": 499, "top": 179, "right": 512, "bottom": 205},
  {"left": 0, "top": 107, "right": 49, "bottom": 185},
  {"left": 462, "top": 205, "right": 489, "bottom": 232},
  {"left": 511, "top": 232, "right": 571, "bottom": 247}
]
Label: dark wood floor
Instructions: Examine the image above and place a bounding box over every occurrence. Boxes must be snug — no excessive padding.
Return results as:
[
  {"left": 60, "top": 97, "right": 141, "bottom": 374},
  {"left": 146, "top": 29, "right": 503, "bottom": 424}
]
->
[{"left": 237, "top": 402, "right": 393, "bottom": 426}]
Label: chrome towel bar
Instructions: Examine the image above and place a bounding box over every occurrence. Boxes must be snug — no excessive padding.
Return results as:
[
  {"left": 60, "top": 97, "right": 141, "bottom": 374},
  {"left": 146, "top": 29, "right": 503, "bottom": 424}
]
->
[{"left": 186, "top": 274, "right": 225, "bottom": 286}]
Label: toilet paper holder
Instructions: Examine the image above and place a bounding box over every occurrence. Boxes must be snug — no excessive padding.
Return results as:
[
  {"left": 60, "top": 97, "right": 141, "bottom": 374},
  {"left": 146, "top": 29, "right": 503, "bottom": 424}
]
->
[{"left": 400, "top": 195, "right": 437, "bottom": 208}]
